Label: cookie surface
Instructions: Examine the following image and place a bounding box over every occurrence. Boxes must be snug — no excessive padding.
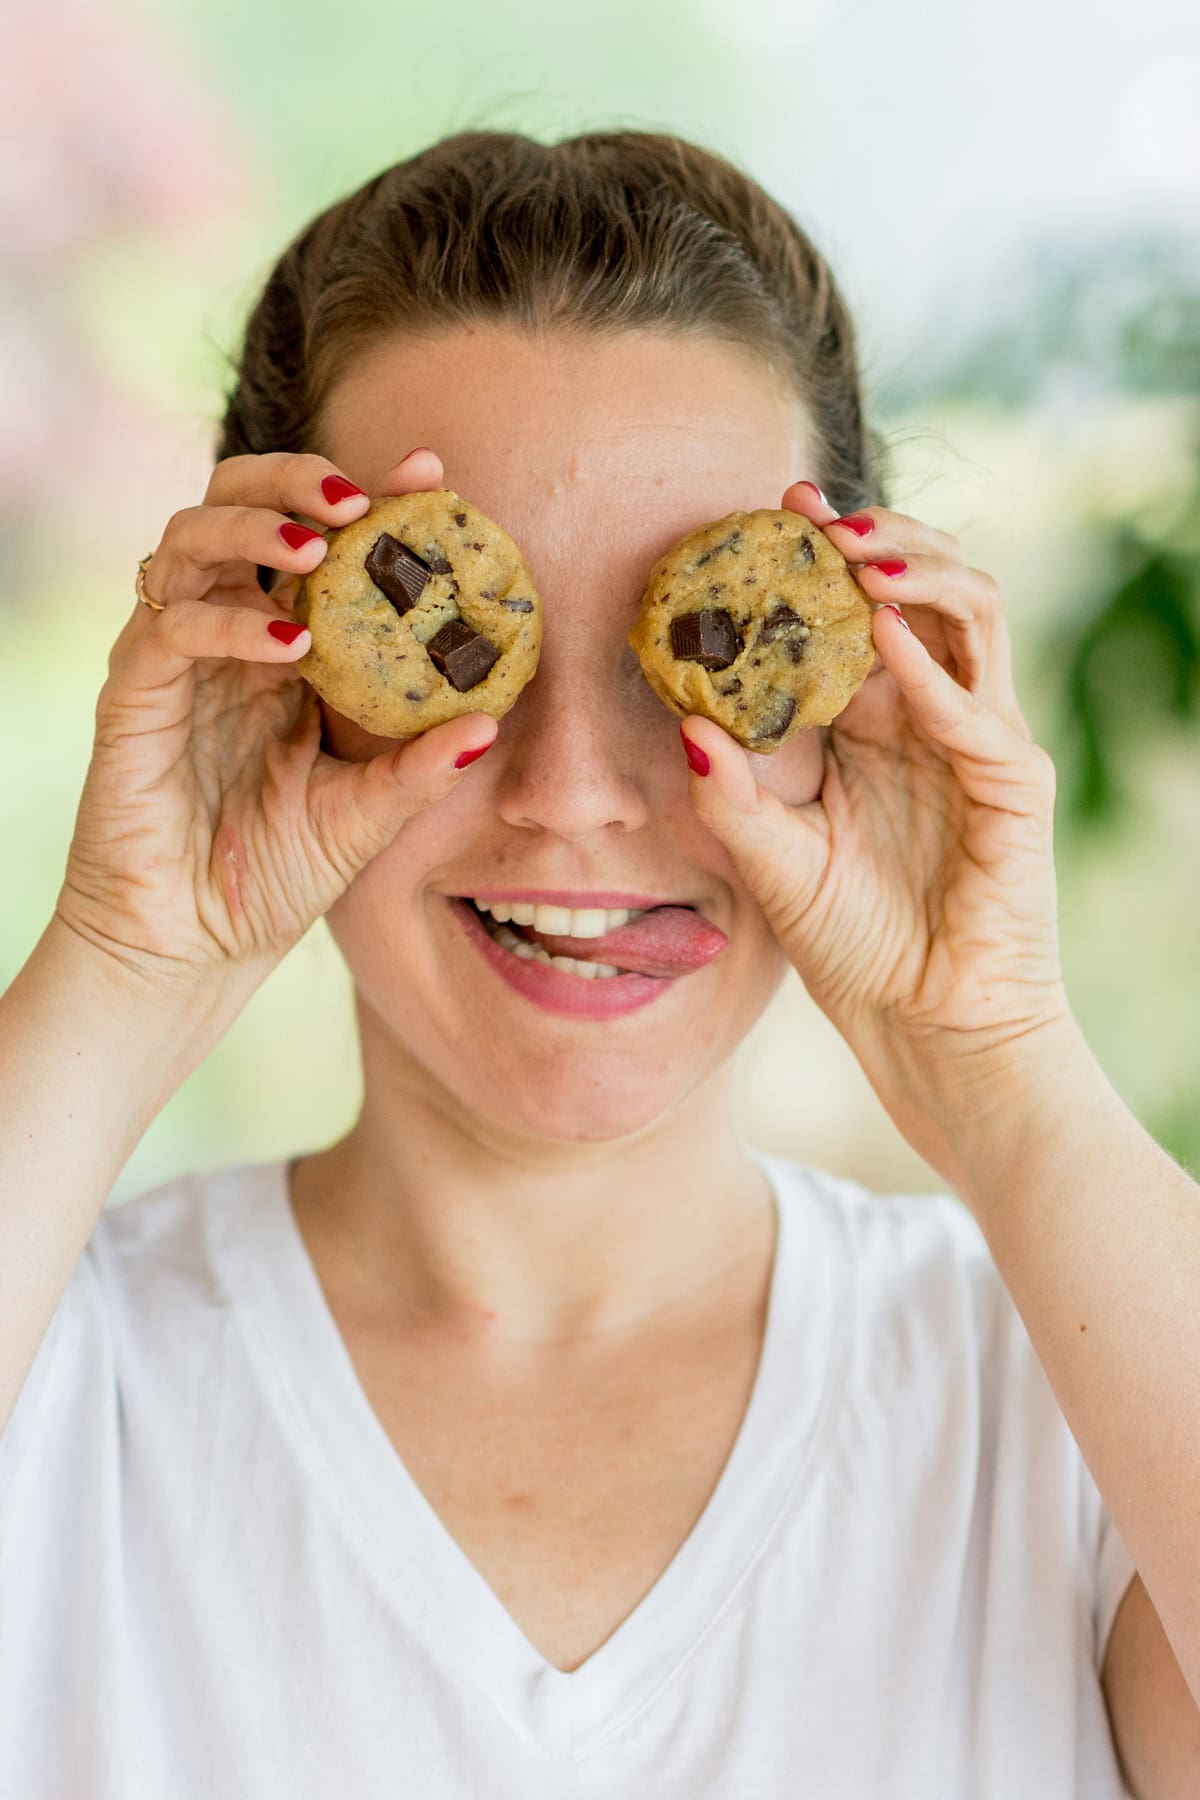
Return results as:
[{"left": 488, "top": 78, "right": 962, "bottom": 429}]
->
[
  {"left": 293, "top": 489, "right": 541, "bottom": 736},
  {"left": 628, "top": 508, "right": 875, "bottom": 750}
]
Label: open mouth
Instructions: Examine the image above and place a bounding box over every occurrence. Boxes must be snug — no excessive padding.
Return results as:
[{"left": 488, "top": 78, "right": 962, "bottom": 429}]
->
[
  {"left": 453, "top": 895, "right": 729, "bottom": 984},
  {"left": 460, "top": 896, "right": 656, "bottom": 979}
]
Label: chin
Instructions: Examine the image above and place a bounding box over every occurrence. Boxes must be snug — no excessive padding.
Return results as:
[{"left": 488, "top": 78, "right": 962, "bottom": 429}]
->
[{"left": 443, "top": 1045, "right": 701, "bottom": 1148}]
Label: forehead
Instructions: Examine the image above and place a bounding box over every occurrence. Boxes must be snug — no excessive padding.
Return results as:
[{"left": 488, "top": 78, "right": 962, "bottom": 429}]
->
[{"left": 317, "top": 324, "right": 814, "bottom": 582}]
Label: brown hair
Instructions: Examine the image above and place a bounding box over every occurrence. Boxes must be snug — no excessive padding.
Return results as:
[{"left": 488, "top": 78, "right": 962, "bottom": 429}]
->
[{"left": 217, "top": 129, "right": 890, "bottom": 589}]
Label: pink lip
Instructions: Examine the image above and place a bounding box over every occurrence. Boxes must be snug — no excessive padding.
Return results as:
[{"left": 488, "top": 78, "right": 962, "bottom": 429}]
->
[
  {"left": 454, "top": 890, "right": 680, "bottom": 910},
  {"left": 449, "top": 897, "right": 677, "bottom": 1020}
]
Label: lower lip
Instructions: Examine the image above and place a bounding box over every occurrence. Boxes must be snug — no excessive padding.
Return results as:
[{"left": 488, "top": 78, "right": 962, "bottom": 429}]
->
[{"left": 449, "top": 899, "right": 676, "bottom": 1020}]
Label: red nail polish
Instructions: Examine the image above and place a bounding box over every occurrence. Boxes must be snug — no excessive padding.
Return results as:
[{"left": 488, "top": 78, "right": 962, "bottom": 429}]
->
[
  {"left": 267, "top": 620, "right": 308, "bottom": 645},
  {"left": 831, "top": 513, "right": 874, "bottom": 537},
  {"left": 883, "top": 603, "right": 911, "bottom": 632},
  {"left": 320, "top": 474, "right": 366, "bottom": 505},
  {"left": 796, "top": 480, "right": 828, "bottom": 506},
  {"left": 279, "top": 522, "right": 323, "bottom": 550},
  {"left": 865, "top": 559, "right": 907, "bottom": 578},
  {"left": 680, "top": 729, "right": 711, "bottom": 777},
  {"left": 454, "top": 742, "right": 493, "bottom": 769}
]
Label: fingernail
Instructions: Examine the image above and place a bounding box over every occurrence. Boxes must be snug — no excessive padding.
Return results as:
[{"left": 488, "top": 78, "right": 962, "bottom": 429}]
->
[
  {"left": 454, "top": 742, "right": 493, "bottom": 770},
  {"left": 831, "top": 513, "right": 874, "bottom": 537},
  {"left": 796, "top": 480, "right": 828, "bottom": 506},
  {"left": 279, "top": 522, "right": 323, "bottom": 550},
  {"left": 865, "top": 559, "right": 907, "bottom": 578},
  {"left": 320, "top": 474, "right": 366, "bottom": 505},
  {"left": 680, "top": 728, "right": 711, "bottom": 777},
  {"left": 882, "top": 603, "right": 911, "bottom": 633},
  {"left": 268, "top": 620, "right": 309, "bottom": 645},
  {"left": 407, "top": 447, "right": 437, "bottom": 458}
]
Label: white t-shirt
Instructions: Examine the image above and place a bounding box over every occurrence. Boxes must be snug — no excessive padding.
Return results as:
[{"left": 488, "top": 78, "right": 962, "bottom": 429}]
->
[{"left": 0, "top": 1152, "right": 1137, "bottom": 1798}]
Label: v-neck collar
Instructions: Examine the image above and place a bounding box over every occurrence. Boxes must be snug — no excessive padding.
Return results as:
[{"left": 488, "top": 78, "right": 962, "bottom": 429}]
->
[{"left": 210, "top": 1152, "right": 849, "bottom": 1762}]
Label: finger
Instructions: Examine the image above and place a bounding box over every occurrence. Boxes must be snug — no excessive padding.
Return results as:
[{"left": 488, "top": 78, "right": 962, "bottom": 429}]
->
[
  {"left": 852, "top": 554, "right": 1016, "bottom": 718},
  {"left": 676, "top": 715, "right": 831, "bottom": 935},
  {"left": 375, "top": 446, "right": 446, "bottom": 495},
  {"left": 780, "top": 478, "right": 841, "bottom": 528},
  {"left": 253, "top": 449, "right": 445, "bottom": 612},
  {"left": 141, "top": 451, "right": 376, "bottom": 615},
  {"left": 203, "top": 449, "right": 373, "bottom": 522},
  {"left": 872, "top": 604, "right": 1054, "bottom": 810},
  {"left": 309, "top": 711, "right": 499, "bottom": 868},
  {"left": 142, "top": 503, "right": 333, "bottom": 610},
  {"left": 817, "top": 501, "right": 965, "bottom": 568},
  {"left": 783, "top": 481, "right": 972, "bottom": 574},
  {"left": 107, "top": 595, "right": 313, "bottom": 694},
  {"left": 839, "top": 552, "right": 1000, "bottom": 624}
]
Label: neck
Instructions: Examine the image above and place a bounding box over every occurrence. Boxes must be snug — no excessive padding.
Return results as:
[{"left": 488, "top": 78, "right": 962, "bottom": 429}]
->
[{"left": 287, "top": 1019, "right": 775, "bottom": 1347}]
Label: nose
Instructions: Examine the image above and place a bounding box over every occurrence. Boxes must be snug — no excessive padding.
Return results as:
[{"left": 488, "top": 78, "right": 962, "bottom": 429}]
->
[{"left": 490, "top": 642, "right": 654, "bottom": 839}]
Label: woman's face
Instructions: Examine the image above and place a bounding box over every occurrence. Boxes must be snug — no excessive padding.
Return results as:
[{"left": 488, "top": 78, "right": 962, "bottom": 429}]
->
[{"left": 313, "top": 324, "right": 826, "bottom": 1144}]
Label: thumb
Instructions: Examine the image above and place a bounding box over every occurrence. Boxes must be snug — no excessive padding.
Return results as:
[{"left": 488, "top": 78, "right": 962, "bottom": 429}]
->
[
  {"left": 311, "top": 713, "right": 499, "bottom": 871},
  {"left": 678, "top": 717, "right": 831, "bottom": 938}
]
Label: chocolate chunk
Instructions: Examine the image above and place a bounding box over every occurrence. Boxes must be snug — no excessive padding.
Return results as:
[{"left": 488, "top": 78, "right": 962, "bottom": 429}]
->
[
  {"left": 692, "top": 528, "right": 743, "bottom": 568},
  {"left": 425, "top": 618, "right": 500, "bottom": 690},
  {"left": 501, "top": 597, "right": 534, "bottom": 612},
  {"left": 454, "top": 512, "right": 467, "bottom": 526},
  {"left": 714, "top": 675, "right": 742, "bottom": 697},
  {"left": 795, "top": 535, "right": 815, "bottom": 565},
  {"left": 750, "top": 691, "right": 797, "bottom": 742},
  {"left": 404, "top": 689, "right": 423, "bottom": 701},
  {"left": 757, "top": 605, "right": 810, "bottom": 645},
  {"left": 365, "top": 533, "right": 431, "bottom": 614},
  {"left": 427, "top": 554, "right": 452, "bottom": 575},
  {"left": 669, "top": 608, "right": 741, "bottom": 670}
]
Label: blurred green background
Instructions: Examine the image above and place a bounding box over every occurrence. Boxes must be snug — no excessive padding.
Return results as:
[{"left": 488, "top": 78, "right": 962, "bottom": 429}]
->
[{"left": 1, "top": 0, "right": 1197, "bottom": 1203}]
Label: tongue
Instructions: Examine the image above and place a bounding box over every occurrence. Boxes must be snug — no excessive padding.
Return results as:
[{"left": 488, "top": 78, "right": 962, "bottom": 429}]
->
[{"left": 528, "top": 906, "right": 727, "bottom": 978}]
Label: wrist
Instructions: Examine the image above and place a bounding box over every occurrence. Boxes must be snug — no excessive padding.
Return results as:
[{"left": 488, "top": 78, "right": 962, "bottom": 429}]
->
[
  {"left": 868, "top": 1009, "right": 1114, "bottom": 1211},
  {"left": 25, "top": 911, "right": 265, "bottom": 1109}
]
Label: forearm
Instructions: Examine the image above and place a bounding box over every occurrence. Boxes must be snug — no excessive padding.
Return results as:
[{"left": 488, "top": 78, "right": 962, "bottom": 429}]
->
[
  {"left": 0, "top": 914, "right": 247, "bottom": 1433},
  {"left": 947, "top": 1015, "right": 1200, "bottom": 1705}
]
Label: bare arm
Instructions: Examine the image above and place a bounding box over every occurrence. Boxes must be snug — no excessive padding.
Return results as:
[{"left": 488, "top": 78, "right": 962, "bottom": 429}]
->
[
  {"left": 0, "top": 444, "right": 494, "bottom": 1438},
  {"left": 0, "top": 915, "right": 262, "bottom": 1434}
]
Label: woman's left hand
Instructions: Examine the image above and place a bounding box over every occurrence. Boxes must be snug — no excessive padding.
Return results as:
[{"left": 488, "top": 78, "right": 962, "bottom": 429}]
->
[{"left": 680, "top": 481, "right": 1075, "bottom": 1182}]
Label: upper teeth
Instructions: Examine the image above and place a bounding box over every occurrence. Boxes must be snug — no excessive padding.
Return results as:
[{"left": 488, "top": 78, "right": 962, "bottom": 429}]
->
[{"left": 471, "top": 900, "right": 646, "bottom": 938}]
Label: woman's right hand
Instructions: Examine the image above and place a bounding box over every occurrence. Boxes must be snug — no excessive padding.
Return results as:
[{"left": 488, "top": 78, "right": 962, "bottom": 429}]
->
[{"left": 55, "top": 448, "right": 496, "bottom": 997}]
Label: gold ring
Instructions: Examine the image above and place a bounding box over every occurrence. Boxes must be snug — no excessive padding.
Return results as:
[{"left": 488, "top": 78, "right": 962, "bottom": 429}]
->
[{"left": 135, "top": 553, "right": 166, "bottom": 612}]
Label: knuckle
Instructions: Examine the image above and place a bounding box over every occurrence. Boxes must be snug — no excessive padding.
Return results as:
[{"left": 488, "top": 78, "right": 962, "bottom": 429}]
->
[
  {"left": 280, "top": 450, "right": 325, "bottom": 503},
  {"left": 230, "top": 502, "right": 264, "bottom": 549},
  {"left": 206, "top": 453, "right": 254, "bottom": 498},
  {"left": 968, "top": 566, "right": 1004, "bottom": 611},
  {"left": 208, "top": 602, "right": 243, "bottom": 648},
  {"left": 1027, "top": 744, "right": 1057, "bottom": 794}
]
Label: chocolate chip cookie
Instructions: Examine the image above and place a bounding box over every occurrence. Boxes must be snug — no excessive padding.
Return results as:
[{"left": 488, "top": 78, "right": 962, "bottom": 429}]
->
[
  {"left": 628, "top": 508, "right": 875, "bottom": 750},
  {"left": 292, "top": 489, "right": 541, "bottom": 736}
]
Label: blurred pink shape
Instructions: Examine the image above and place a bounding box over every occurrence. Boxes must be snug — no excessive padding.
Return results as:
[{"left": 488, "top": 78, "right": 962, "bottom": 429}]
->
[
  {"left": 0, "top": 0, "right": 247, "bottom": 271},
  {"left": 0, "top": 0, "right": 258, "bottom": 545}
]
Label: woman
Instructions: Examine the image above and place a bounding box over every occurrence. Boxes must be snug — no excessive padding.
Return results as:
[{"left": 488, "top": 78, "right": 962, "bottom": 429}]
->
[{"left": 1, "top": 130, "right": 1195, "bottom": 1798}]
